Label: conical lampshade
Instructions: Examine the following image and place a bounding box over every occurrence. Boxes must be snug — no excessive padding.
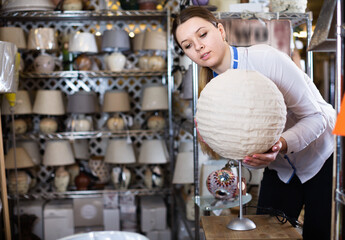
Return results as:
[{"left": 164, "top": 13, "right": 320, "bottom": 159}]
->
[
  {"left": 172, "top": 152, "right": 194, "bottom": 184},
  {"left": 68, "top": 32, "right": 98, "bottom": 53},
  {"left": 103, "top": 90, "right": 131, "bottom": 113},
  {"left": 16, "top": 140, "right": 41, "bottom": 165},
  {"left": 5, "top": 147, "right": 35, "bottom": 169},
  {"left": 33, "top": 90, "right": 65, "bottom": 115},
  {"left": 141, "top": 84, "right": 168, "bottom": 111},
  {"left": 104, "top": 139, "right": 136, "bottom": 164},
  {"left": 1, "top": 90, "right": 32, "bottom": 115},
  {"left": 43, "top": 140, "right": 75, "bottom": 166},
  {"left": 138, "top": 139, "right": 168, "bottom": 164}
]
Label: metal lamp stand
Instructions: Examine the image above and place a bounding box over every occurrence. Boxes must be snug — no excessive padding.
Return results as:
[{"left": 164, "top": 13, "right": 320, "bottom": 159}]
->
[{"left": 227, "top": 160, "right": 256, "bottom": 231}]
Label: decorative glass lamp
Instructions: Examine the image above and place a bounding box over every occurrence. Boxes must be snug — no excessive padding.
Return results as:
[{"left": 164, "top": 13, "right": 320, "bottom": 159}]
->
[
  {"left": 141, "top": 84, "right": 168, "bottom": 131},
  {"left": 67, "top": 91, "right": 99, "bottom": 132},
  {"left": 5, "top": 147, "right": 35, "bottom": 195},
  {"left": 103, "top": 90, "right": 132, "bottom": 131},
  {"left": 102, "top": 29, "right": 130, "bottom": 71},
  {"left": 105, "top": 139, "right": 136, "bottom": 189},
  {"left": 33, "top": 90, "right": 65, "bottom": 134},
  {"left": 43, "top": 140, "right": 75, "bottom": 192}
]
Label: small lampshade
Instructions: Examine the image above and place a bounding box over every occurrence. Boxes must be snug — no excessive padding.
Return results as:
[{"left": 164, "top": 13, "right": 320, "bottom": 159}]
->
[
  {"left": 33, "top": 90, "right": 65, "bottom": 115},
  {"left": 141, "top": 84, "right": 168, "bottom": 111},
  {"left": 143, "top": 31, "right": 167, "bottom": 51},
  {"left": 132, "top": 32, "right": 145, "bottom": 51},
  {"left": 71, "top": 139, "right": 90, "bottom": 160},
  {"left": 68, "top": 32, "right": 98, "bottom": 53},
  {"left": 104, "top": 139, "right": 136, "bottom": 164},
  {"left": 103, "top": 90, "right": 131, "bottom": 113},
  {"left": 43, "top": 140, "right": 75, "bottom": 166},
  {"left": 27, "top": 28, "right": 58, "bottom": 50},
  {"left": 67, "top": 91, "right": 99, "bottom": 114},
  {"left": 1, "top": 90, "right": 32, "bottom": 115},
  {"left": 0, "top": 41, "right": 17, "bottom": 93},
  {"left": 5, "top": 147, "right": 35, "bottom": 169},
  {"left": 16, "top": 140, "right": 41, "bottom": 165},
  {"left": 172, "top": 152, "right": 194, "bottom": 184},
  {"left": 138, "top": 139, "right": 168, "bottom": 164},
  {"left": 0, "top": 27, "right": 26, "bottom": 49},
  {"left": 101, "top": 29, "right": 130, "bottom": 52}
]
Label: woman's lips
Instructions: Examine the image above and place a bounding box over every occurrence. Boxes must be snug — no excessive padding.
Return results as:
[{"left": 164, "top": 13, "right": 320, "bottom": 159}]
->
[{"left": 201, "top": 52, "right": 210, "bottom": 60}]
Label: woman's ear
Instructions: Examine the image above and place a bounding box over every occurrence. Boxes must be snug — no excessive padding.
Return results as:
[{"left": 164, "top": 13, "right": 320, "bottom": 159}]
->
[{"left": 217, "top": 23, "right": 227, "bottom": 41}]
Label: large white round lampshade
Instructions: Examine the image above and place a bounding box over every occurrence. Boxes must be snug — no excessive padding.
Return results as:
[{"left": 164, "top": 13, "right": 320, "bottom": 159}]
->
[{"left": 195, "top": 69, "right": 286, "bottom": 160}]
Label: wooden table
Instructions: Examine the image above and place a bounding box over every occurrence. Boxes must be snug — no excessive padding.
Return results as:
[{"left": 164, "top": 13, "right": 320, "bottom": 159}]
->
[{"left": 201, "top": 215, "right": 302, "bottom": 240}]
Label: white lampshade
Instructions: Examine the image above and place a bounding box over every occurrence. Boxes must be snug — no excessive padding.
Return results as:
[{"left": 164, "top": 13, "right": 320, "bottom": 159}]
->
[
  {"left": 71, "top": 139, "right": 90, "bottom": 160},
  {"left": 16, "top": 140, "right": 41, "bottom": 165},
  {"left": 33, "top": 90, "right": 65, "bottom": 115},
  {"left": 103, "top": 90, "right": 131, "bottom": 113},
  {"left": 43, "top": 140, "right": 75, "bottom": 166},
  {"left": 196, "top": 69, "right": 286, "bottom": 160},
  {"left": 104, "top": 139, "right": 136, "bottom": 164},
  {"left": 143, "top": 31, "right": 167, "bottom": 51},
  {"left": 172, "top": 152, "right": 194, "bottom": 184},
  {"left": 5, "top": 147, "right": 35, "bottom": 169},
  {"left": 138, "top": 139, "right": 168, "bottom": 164},
  {"left": 27, "top": 28, "right": 58, "bottom": 50},
  {"left": 141, "top": 84, "right": 168, "bottom": 111},
  {"left": 68, "top": 32, "right": 98, "bottom": 53},
  {"left": 1, "top": 90, "right": 32, "bottom": 115},
  {"left": 0, "top": 27, "right": 27, "bottom": 49}
]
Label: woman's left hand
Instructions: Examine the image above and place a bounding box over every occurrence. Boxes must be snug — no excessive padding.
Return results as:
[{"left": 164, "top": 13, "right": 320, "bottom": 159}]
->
[{"left": 243, "top": 141, "right": 283, "bottom": 167}]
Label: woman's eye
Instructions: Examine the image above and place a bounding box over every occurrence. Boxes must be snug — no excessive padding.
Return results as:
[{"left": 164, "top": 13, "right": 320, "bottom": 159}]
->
[
  {"left": 184, "top": 44, "right": 191, "bottom": 49},
  {"left": 200, "top": 32, "right": 207, "bottom": 38}
]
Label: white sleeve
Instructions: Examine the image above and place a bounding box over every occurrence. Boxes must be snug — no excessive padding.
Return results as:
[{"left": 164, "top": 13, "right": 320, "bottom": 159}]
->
[{"left": 255, "top": 46, "right": 327, "bottom": 154}]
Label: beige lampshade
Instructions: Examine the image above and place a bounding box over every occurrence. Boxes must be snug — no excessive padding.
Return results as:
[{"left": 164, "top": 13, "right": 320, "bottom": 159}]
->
[
  {"left": 138, "top": 139, "right": 168, "bottom": 164},
  {"left": 16, "top": 140, "right": 41, "bottom": 165},
  {"left": 1, "top": 90, "right": 32, "bottom": 115},
  {"left": 103, "top": 90, "right": 131, "bottom": 113},
  {"left": 27, "top": 28, "right": 58, "bottom": 50},
  {"left": 43, "top": 140, "right": 75, "bottom": 166},
  {"left": 71, "top": 139, "right": 90, "bottom": 160},
  {"left": 5, "top": 147, "right": 35, "bottom": 169},
  {"left": 33, "top": 90, "right": 65, "bottom": 115},
  {"left": 0, "top": 27, "right": 27, "bottom": 49},
  {"left": 68, "top": 32, "right": 98, "bottom": 53},
  {"left": 132, "top": 32, "right": 145, "bottom": 51},
  {"left": 143, "top": 31, "right": 167, "bottom": 51},
  {"left": 104, "top": 139, "right": 136, "bottom": 164},
  {"left": 172, "top": 152, "right": 194, "bottom": 184},
  {"left": 141, "top": 84, "right": 168, "bottom": 111}
]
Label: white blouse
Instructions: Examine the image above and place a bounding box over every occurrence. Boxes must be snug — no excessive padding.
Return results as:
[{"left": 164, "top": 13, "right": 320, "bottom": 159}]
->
[{"left": 233, "top": 44, "right": 336, "bottom": 183}]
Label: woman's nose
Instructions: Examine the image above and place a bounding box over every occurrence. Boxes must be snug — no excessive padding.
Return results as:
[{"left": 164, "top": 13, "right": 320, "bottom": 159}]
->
[{"left": 195, "top": 40, "right": 204, "bottom": 51}]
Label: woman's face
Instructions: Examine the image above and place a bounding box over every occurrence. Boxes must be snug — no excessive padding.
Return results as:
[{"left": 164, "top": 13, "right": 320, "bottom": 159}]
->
[{"left": 175, "top": 17, "right": 227, "bottom": 69}]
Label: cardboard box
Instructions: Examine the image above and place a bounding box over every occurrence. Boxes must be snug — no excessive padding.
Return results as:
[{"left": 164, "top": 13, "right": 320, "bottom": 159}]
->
[
  {"left": 140, "top": 195, "right": 167, "bottom": 232},
  {"left": 104, "top": 208, "right": 120, "bottom": 231}
]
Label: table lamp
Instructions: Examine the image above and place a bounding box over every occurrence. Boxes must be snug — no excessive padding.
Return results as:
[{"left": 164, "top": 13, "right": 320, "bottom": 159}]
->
[
  {"left": 43, "top": 140, "right": 75, "bottom": 192},
  {"left": 103, "top": 90, "right": 132, "bottom": 131},
  {"left": 105, "top": 139, "right": 136, "bottom": 189},
  {"left": 33, "top": 90, "right": 65, "bottom": 134},
  {"left": 102, "top": 29, "right": 130, "bottom": 71},
  {"left": 141, "top": 30, "right": 167, "bottom": 71}
]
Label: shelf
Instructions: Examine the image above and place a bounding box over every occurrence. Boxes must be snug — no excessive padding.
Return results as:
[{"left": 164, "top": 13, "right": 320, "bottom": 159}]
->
[
  {"left": 194, "top": 193, "right": 252, "bottom": 211},
  {"left": 0, "top": 10, "right": 167, "bottom": 21},
  {"left": 20, "top": 70, "right": 167, "bottom": 79},
  {"left": 9, "top": 188, "right": 172, "bottom": 200},
  {"left": 16, "top": 129, "right": 164, "bottom": 140}
]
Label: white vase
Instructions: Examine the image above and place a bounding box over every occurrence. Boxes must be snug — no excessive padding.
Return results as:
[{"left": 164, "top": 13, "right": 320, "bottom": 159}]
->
[{"left": 105, "top": 52, "right": 126, "bottom": 71}]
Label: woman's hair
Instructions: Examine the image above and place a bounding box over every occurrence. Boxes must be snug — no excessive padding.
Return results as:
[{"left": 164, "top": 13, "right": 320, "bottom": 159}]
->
[{"left": 172, "top": 6, "right": 218, "bottom": 95}]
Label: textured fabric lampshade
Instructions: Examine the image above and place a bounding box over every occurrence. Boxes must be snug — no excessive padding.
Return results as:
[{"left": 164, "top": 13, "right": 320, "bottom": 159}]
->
[
  {"left": 16, "top": 140, "right": 41, "bottom": 165},
  {"left": 196, "top": 69, "right": 287, "bottom": 160},
  {"left": 172, "top": 152, "right": 194, "bottom": 184},
  {"left": 104, "top": 139, "right": 136, "bottom": 164},
  {"left": 103, "top": 90, "right": 131, "bottom": 113},
  {"left": 33, "top": 90, "right": 65, "bottom": 115},
  {"left": 67, "top": 91, "right": 99, "bottom": 114},
  {"left": 43, "top": 140, "right": 75, "bottom": 166},
  {"left": 143, "top": 31, "right": 167, "bottom": 51},
  {"left": 0, "top": 41, "right": 17, "bottom": 93},
  {"left": 27, "top": 28, "right": 58, "bottom": 50},
  {"left": 0, "top": 27, "right": 27, "bottom": 49},
  {"left": 1, "top": 90, "right": 32, "bottom": 115},
  {"left": 101, "top": 29, "right": 130, "bottom": 52},
  {"left": 5, "top": 147, "right": 35, "bottom": 169},
  {"left": 132, "top": 32, "right": 145, "bottom": 51},
  {"left": 141, "top": 84, "right": 168, "bottom": 111},
  {"left": 68, "top": 32, "right": 98, "bottom": 53},
  {"left": 138, "top": 139, "right": 168, "bottom": 164}
]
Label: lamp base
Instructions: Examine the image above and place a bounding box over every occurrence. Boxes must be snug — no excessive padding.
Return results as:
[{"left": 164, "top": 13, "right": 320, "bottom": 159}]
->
[{"left": 226, "top": 217, "right": 256, "bottom": 231}]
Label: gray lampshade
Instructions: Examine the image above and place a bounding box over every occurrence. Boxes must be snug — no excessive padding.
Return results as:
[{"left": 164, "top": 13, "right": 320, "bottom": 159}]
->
[
  {"left": 67, "top": 91, "right": 99, "bottom": 114},
  {"left": 101, "top": 29, "right": 130, "bottom": 52}
]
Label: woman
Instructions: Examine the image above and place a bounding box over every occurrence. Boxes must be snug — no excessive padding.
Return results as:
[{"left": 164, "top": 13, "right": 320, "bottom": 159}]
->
[{"left": 172, "top": 6, "right": 335, "bottom": 240}]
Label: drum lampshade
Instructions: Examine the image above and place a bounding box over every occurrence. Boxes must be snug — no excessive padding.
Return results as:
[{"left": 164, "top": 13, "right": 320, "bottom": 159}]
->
[{"left": 195, "top": 69, "right": 287, "bottom": 160}]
